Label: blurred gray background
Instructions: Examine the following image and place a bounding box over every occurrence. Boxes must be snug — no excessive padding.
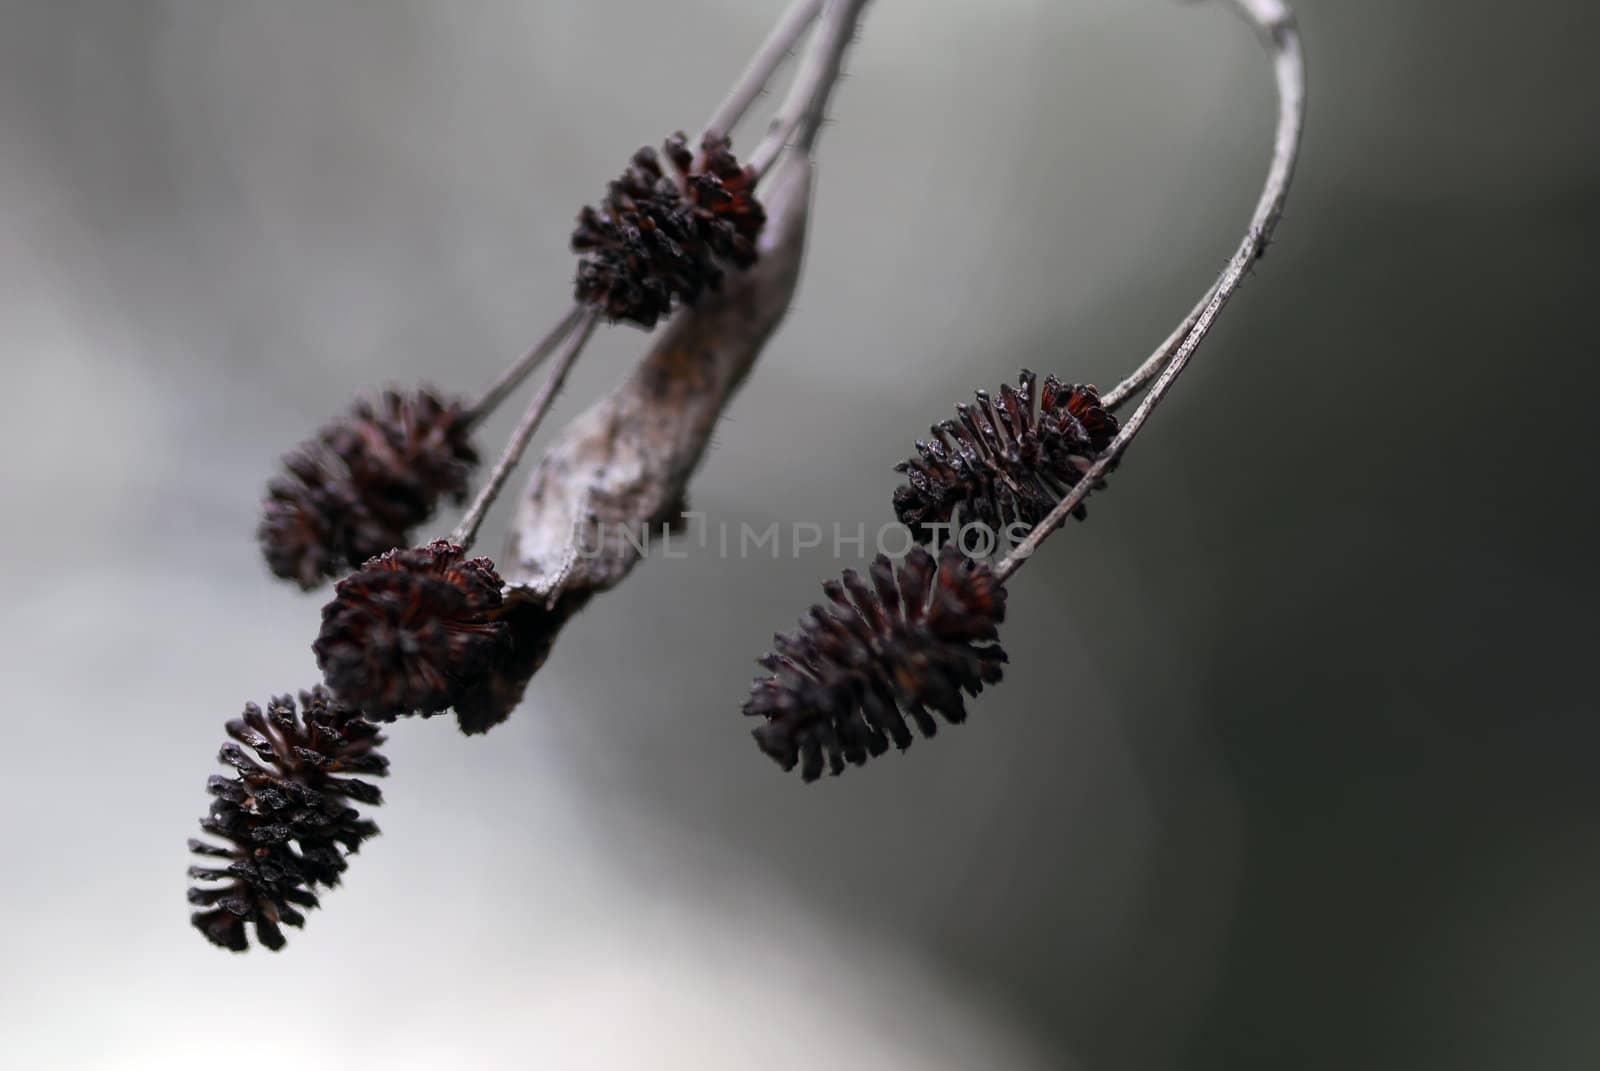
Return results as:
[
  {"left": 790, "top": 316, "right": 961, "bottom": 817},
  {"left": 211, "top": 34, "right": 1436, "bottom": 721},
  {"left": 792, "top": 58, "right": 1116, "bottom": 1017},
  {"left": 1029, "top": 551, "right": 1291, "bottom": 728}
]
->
[{"left": 3, "top": 0, "right": 1597, "bottom": 1067}]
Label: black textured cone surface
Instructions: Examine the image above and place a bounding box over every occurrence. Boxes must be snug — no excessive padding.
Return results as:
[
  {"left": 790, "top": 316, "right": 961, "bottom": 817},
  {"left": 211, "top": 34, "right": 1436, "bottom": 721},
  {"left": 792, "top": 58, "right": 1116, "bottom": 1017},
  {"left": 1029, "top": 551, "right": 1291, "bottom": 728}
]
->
[
  {"left": 572, "top": 132, "right": 766, "bottom": 329},
  {"left": 894, "top": 371, "right": 1117, "bottom": 545},
  {"left": 744, "top": 545, "right": 1009, "bottom": 782},
  {"left": 187, "top": 687, "right": 387, "bottom": 952},
  {"left": 259, "top": 388, "right": 479, "bottom": 589},
  {"left": 314, "top": 540, "right": 509, "bottom": 719}
]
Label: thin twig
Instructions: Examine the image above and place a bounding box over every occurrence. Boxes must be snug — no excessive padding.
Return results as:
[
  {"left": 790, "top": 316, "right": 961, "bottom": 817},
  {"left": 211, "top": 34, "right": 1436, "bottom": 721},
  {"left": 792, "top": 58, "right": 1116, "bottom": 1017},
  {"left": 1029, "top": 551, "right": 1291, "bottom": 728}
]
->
[
  {"left": 1103, "top": 280, "right": 1218, "bottom": 411},
  {"left": 746, "top": 0, "right": 873, "bottom": 180},
  {"left": 702, "top": 0, "right": 824, "bottom": 143},
  {"left": 465, "top": 303, "right": 583, "bottom": 431},
  {"left": 451, "top": 310, "right": 600, "bottom": 549},
  {"left": 995, "top": 0, "right": 1304, "bottom": 583}
]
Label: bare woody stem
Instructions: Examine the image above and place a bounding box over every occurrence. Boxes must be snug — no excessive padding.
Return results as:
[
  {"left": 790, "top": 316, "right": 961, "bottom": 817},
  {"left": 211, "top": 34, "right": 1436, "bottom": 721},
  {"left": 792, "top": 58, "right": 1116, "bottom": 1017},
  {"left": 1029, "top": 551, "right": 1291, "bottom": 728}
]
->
[
  {"left": 994, "top": 0, "right": 1305, "bottom": 583},
  {"left": 747, "top": 0, "right": 874, "bottom": 180},
  {"left": 465, "top": 303, "right": 584, "bottom": 431},
  {"left": 702, "top": 0, "right": 824, "bottom": 143},
  {"left": 450, "top": 310, "right": 600, "bottom": 550},
  {"left": 1103, "top": 281, "right": 1218, "bottom": 410}
]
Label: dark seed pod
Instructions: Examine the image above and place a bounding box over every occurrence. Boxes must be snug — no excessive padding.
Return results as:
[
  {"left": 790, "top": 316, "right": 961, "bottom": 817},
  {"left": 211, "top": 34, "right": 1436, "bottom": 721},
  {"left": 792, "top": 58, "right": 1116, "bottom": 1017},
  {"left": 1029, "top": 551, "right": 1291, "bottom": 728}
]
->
[
  {"left": 893, "top": 370, "right": 1117, "bottom": 545},
  {"left": 744, "top": 544, "right": 1008, "bottom": 782},
  {"left": 313, "top": 540, "right": 509, "bottom": 720},
  {"left": 572, "top": 131, "right": 766, "bottom": 329},
  {"left": 259, "top": 387, "right": 480, "bottom": 590},
  {"left": 188, "top": 687, "right": 387, "bottom": 952}
]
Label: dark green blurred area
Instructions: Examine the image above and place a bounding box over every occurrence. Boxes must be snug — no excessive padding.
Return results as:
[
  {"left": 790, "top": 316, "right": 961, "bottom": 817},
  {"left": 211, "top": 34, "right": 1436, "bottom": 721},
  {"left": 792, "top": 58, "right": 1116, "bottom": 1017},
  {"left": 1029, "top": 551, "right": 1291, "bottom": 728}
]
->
[
  {"left": 960, "top": 3, "right": 1600, "bottom": 1063},
  {"left": 3, "top": 0, "right": 1598, "bottom": 1067},
  {"left": 1116, "top": 4, "right": 1600, "bottom": 1064}
]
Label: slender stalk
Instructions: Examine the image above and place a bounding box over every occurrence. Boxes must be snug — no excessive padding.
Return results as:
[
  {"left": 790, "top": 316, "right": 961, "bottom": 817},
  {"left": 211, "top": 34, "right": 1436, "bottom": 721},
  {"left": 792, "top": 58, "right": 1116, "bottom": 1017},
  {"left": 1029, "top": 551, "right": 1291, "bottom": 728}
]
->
[
  {"left": 464, "top": 303, "right": 583, "bottom": 431},
  {"left": 1103, "top": 281, "right": 1218, "bottom": 411},
  {"left": 746, "top": 0, "right": 874, "bottom": 180},
  {"left": 702, "top": 0, "right": 824, "bottom": 143},
  {"left": 995, "top": 0, "right": 1305, "bottom": 583},
  {"left": 450, "top": 311, "right": 600, "bottom": 549}
]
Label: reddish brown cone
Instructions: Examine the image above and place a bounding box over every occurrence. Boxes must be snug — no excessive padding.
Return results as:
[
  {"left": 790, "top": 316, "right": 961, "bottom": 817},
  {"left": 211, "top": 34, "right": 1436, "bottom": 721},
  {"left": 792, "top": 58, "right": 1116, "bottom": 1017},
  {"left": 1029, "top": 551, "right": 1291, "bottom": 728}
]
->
[
  {"left": 894, "top": 371, "right": 1117, "bottom": 545},
  {"left": 572, "top": 132, "right": 766, "bottom": 329}
]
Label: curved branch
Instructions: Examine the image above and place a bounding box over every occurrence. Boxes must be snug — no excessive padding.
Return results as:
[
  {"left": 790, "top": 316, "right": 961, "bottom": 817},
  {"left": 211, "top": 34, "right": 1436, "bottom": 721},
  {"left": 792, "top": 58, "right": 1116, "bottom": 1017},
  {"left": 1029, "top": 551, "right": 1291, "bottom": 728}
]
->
[{"left": 996, "top": 0, "right": 1305, "bottom": 582}]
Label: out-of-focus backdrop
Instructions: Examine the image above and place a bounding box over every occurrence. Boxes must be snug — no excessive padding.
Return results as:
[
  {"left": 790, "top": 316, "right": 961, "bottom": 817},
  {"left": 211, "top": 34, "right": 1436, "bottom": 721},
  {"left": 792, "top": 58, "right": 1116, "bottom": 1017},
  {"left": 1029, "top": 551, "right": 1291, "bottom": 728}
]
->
[{"left": 3, "top": 0, "right": 1597, "bottom": 1067}]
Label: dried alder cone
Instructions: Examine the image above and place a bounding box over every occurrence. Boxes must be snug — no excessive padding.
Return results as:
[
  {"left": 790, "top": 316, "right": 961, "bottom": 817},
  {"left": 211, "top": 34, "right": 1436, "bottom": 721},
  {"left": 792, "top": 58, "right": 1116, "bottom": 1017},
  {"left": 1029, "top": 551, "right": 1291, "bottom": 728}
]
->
[
  {"left": 893, "top": 370, "right": 1117, "bottom": 545},
  {"left": 572, "top": 132, "right": 766, "bottom": 329},
  {"left": 259, "top": 388, "right": 480, "bottom": 590},
  {"left": 188, "top": 687, "right": 387, "bottom": 952},
  {"left": 314, "top": 540, "right": 509, "bottom": 720},
  {"left": 745, "top": 544, "right": 1009, "bottom": 782}
]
